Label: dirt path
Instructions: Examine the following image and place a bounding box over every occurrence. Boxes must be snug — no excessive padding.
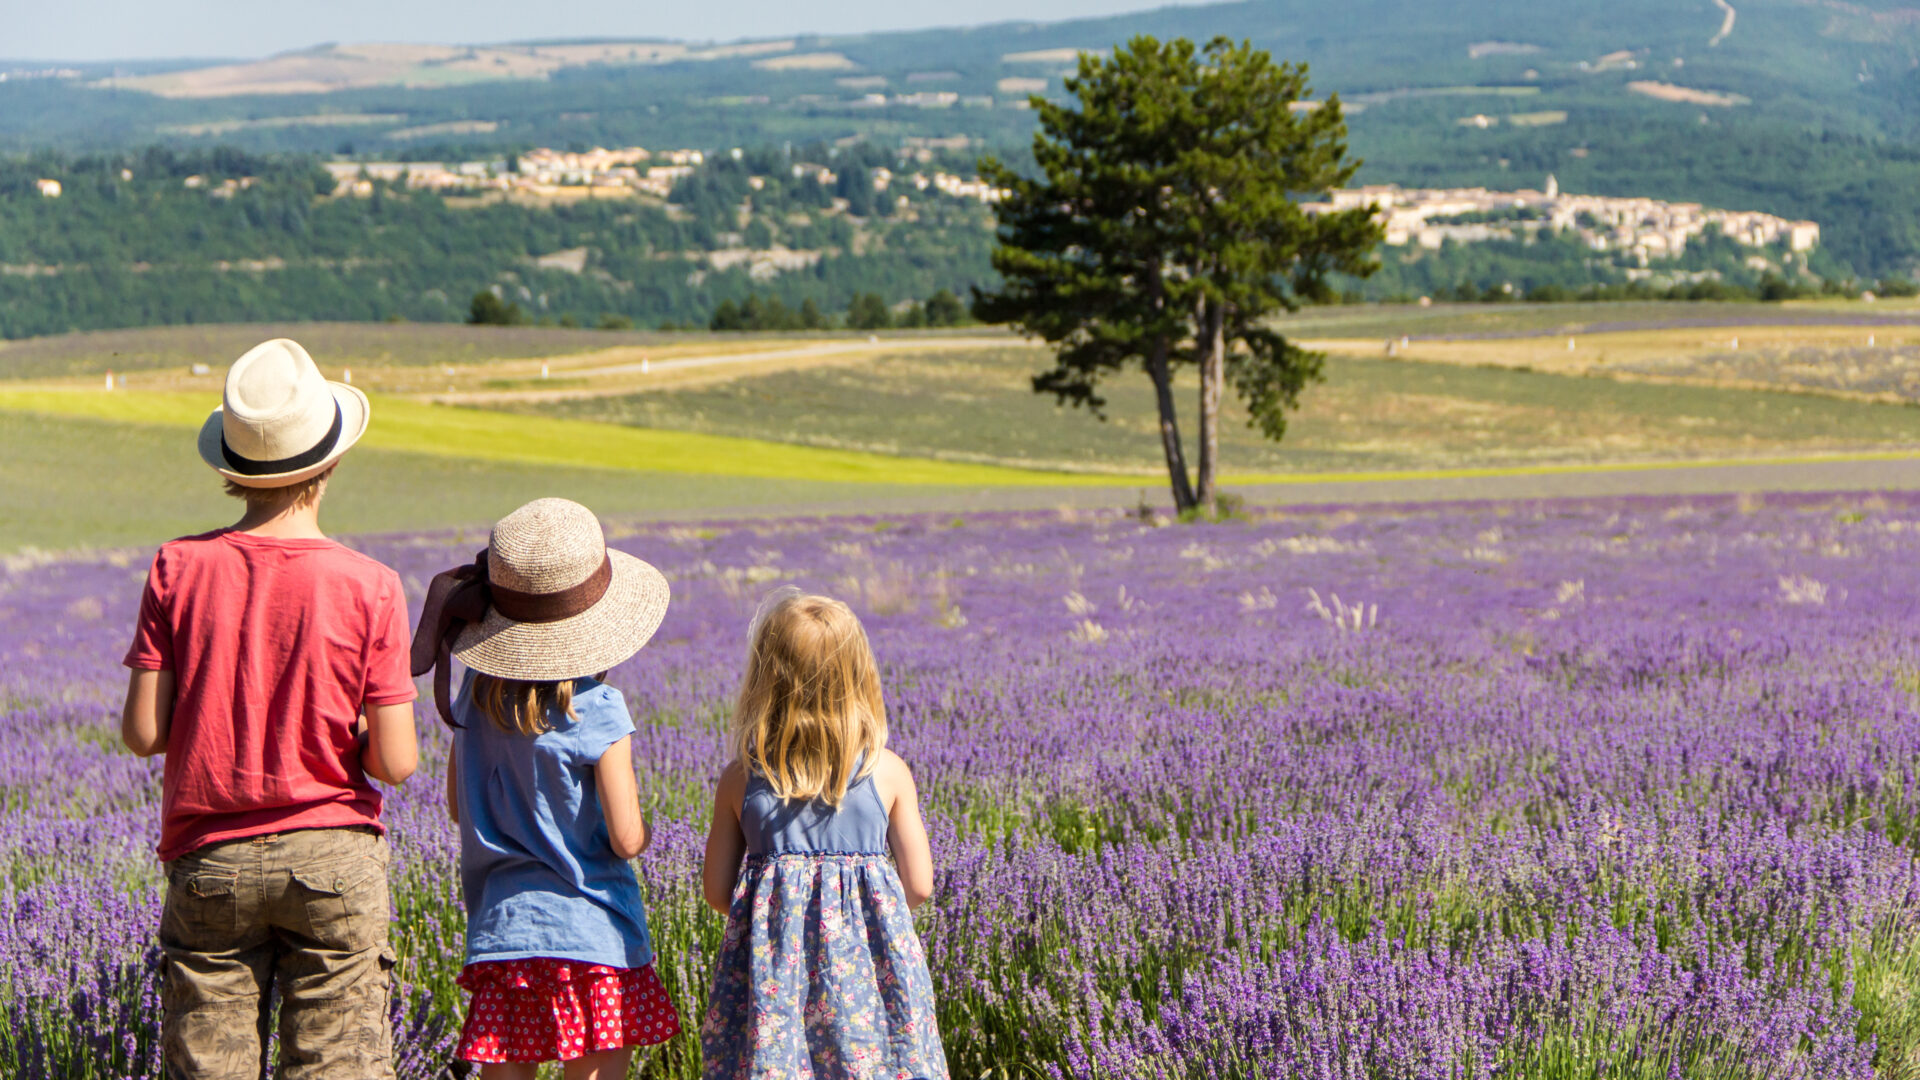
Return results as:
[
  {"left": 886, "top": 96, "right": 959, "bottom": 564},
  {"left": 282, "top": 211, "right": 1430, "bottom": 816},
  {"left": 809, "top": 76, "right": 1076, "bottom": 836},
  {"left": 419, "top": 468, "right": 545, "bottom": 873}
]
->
[
  {"left": 1392, "top": 312, "right": 1920, "bottom": 342},
  {"left": 431, "top": 334, "right": 1016, "bottom": 405},
  {"left": 1710, "top": 0, "right": 1737, "bottom": 46},
  {"left": 567, "top": 336, "right": 1005, "bottom": 379}
]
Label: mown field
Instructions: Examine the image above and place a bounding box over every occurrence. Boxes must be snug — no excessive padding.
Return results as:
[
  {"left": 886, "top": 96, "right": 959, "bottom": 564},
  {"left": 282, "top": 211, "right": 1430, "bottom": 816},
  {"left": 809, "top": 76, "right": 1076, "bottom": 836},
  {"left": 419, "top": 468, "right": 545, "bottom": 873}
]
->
[
  {"left": 6, "top": 311, "right": 1920, "bottom": 553},
  {"left": 529, "top": 346, "right": 1920, "bottom": 474},
  {"left": 8, "top": 494, "right": 1920, "bottom": 1078},
  {"left": 0, "top": 411, "right": 1087, "bottom": 554},
  {"left": 1273, "top": 299, "right": 1920, "bottom": 339}
]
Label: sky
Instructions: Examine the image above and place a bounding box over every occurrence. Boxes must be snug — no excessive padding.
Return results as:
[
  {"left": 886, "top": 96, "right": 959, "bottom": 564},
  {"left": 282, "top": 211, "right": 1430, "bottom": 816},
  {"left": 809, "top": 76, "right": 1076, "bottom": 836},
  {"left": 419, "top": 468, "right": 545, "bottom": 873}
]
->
[{"left": 7, "top": 0, "right": 1190, "bottom": 62}]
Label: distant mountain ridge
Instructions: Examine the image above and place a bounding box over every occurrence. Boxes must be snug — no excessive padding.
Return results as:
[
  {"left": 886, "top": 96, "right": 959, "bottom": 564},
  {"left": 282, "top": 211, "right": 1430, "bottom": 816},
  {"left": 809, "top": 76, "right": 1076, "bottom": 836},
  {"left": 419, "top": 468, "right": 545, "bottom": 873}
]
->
[
  {"left": 3, "top": 0, "right": 1920, "bottom": 276},
  {"left": 15, "top": 0, "right": 1920, "bottom": 130}
]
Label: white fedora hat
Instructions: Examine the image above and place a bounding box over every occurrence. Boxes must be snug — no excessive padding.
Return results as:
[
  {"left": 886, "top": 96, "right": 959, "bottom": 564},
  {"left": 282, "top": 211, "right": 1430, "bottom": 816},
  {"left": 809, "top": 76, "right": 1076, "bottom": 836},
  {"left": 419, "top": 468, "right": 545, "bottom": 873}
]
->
[
  {"left": 451, "top": 498, "right": 670, "bottom": 682},
  {"left": 197, "top": 338, "right": 369, "bottom": 487}
]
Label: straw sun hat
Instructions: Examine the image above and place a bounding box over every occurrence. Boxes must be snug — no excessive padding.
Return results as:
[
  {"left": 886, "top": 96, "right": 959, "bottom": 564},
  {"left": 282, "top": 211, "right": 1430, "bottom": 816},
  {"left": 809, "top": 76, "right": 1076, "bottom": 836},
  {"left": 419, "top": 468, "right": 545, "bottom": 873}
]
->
[
  {"left": 197, "top": 338, "right": 368, "bottom": 487},
  {"left": 455, "top": 499, "right": 670, "bottom": 680},
  {"left": 410, "top": 499, "right": 670, "bottom": 725}
]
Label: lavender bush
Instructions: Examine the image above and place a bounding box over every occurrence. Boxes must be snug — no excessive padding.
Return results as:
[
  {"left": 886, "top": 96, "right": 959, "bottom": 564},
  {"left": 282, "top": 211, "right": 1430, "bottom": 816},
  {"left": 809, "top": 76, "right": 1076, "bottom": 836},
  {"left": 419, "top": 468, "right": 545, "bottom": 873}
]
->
[{"left": 4, "top": 493, "right": 1919, "bottom": 1078}]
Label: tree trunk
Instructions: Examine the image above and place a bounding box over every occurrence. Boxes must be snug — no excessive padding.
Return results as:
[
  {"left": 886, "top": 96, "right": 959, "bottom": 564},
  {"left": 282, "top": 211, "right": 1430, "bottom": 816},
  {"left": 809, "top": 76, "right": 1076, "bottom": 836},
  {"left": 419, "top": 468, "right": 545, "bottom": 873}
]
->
[
  {"left": 1145, "top": 337, "right": 1196, "bottom": 512},
  {"left": 1194, "top": 299, "right": 1226, "bottom": 509}
]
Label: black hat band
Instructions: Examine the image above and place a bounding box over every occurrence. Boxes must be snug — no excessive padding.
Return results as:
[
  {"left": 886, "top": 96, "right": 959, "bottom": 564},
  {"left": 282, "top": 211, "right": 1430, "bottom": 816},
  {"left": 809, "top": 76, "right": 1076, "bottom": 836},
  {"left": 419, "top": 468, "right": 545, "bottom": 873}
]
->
[{"left": 221, "top": 399, "right": 343, "bottom": 476}]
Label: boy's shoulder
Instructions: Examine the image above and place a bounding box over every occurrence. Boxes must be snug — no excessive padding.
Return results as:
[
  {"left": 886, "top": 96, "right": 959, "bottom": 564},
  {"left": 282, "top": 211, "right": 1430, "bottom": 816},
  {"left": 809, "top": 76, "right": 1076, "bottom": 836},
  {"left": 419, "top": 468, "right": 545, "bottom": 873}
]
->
[
  {"left": 316, "top": 542, "right": 405, "bottom": 587},
  {"left": 154, "top": 528, "right": 237, "bottom": 558},
  {"left": 153, "top": 531, "right": 403, "bottom": 598}
]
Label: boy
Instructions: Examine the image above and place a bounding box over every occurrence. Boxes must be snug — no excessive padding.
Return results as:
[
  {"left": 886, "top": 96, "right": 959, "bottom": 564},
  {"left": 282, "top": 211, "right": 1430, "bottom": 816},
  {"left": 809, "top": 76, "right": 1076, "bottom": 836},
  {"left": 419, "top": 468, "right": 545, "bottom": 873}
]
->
[{"left": 120, "top": 338, "right": 419, "bottom": 1080}]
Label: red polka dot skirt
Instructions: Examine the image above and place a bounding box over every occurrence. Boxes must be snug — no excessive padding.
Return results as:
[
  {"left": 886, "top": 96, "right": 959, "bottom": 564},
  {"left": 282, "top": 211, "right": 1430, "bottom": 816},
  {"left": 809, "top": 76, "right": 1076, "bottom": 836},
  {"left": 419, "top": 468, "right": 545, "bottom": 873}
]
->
[{"left": 454, "top": 958, "right": 681, "bottom": 1063}]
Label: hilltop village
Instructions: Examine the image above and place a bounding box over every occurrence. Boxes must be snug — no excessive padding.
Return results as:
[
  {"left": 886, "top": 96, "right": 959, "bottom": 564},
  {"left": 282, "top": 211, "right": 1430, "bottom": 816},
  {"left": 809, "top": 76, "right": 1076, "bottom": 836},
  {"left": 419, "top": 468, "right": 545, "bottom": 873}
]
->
[
  {"left": 320, "top": 145, "right": 1007, "bottom": 207},
  {"left": 1305, "top": 177, "right": 1821, "bottom": 263}
]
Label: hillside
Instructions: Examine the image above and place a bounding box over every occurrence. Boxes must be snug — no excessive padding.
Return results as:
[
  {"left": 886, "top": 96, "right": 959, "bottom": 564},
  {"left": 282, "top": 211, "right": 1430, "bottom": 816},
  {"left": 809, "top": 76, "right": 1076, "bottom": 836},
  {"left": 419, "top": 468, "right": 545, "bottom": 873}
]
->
[
  {"left": 10, "top": 0, "right": 1920, "bottom": 147},
  {"left": 5, "top": 0, "right": 1920, "bottom": 333}
]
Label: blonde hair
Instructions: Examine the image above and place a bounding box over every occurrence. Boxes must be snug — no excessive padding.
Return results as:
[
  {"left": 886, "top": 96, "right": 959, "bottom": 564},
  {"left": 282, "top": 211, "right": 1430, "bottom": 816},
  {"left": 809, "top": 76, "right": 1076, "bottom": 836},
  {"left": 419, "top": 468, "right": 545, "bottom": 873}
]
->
[
  {"left": 471, "top": 673, "right": 577, "bottom": 737},
  {"left": 730, "top": 592, "right": 887, "bottom": 807},
  {"left": 223, "top": 466, "right": 333, "bottom": 511}
]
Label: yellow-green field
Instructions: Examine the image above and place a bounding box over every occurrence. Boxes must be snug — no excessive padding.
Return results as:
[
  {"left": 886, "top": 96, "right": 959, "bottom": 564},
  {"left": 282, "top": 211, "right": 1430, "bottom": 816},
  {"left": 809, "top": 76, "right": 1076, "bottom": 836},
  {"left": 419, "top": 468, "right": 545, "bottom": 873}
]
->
[
  {"left": 0, "top": 389, "right": 1086, "bottom": 487},
  {"left": 5, "top": 311, "right": 1920, "bottom": 552}
]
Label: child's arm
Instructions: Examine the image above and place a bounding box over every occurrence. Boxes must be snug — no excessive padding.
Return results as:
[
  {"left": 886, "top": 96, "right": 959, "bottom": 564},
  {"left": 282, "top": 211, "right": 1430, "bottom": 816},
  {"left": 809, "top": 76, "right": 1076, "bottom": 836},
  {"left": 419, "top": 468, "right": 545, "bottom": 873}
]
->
[
  {"left": 120, "top": 669, "right": 174, "bottom": 757},
  {"left": 361, "top": 702, "right": 419, "bottom": 785},
  {"left": 595, "top": 735, "right": 649, "bottom": 859},
  {"left": 445, "top": 740, "right": 460, "bottom": 824},
  {"left": 878, "top": 750, "right": 935, "bottom": 910},
  {"left": 702, "top": 761, "right": 747, "bottom": 915}
]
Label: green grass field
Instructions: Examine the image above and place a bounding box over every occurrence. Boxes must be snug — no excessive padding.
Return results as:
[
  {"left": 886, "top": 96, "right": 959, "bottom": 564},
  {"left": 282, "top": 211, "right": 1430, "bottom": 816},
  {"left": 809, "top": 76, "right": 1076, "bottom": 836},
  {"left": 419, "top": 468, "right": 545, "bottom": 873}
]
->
[
  {"left": 0, "top": 388, "right": 1090, "bottom": 486},
  {"left": 1275, "top": 299, "right": 1920, "bottom": 338},
  {"left": 0, "top": 323, "right": 1014, "bottom": 380},
  {"left": 0, "top": 322, "right": 692, "bottom": 379},
  {"left": 8, "top": 313, "right": 1920, "bottom": 554},
  {"left": 519, "top": 347, "right": 1920, "bottom": 474},
  {"left": 0, "top": 411, "right": 1131, "bottom": 554}
]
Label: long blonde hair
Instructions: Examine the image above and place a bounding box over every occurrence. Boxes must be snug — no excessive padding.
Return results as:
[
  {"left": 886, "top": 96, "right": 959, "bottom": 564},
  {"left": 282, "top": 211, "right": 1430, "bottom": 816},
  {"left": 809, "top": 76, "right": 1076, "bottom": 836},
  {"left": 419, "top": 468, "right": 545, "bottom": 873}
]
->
[
  {"left": 730, "top": 591, "right": 887, "bottom": 807},
  {"left": 471, "top": 673, "right": 577, "bottom": 736}
]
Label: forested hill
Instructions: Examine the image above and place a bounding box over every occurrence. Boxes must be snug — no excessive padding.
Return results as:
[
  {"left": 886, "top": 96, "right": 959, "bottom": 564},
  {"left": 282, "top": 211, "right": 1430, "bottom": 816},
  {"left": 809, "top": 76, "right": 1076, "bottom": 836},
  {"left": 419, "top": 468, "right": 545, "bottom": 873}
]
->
[
  {"left": 6, "top": 0, "right": 1920, "bottom": 335},
  {"left": 0, "top": 145, "right": 1000, "bottom": 338}
]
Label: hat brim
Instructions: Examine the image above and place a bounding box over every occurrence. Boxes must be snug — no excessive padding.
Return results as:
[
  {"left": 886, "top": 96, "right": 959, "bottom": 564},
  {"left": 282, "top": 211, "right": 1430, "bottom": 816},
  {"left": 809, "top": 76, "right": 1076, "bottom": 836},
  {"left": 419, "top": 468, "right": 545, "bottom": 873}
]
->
[
  {"left": 197, "top": 382, "right": 369, "bottom": 488},
  {"left": 452, "top": 550, "right": 670, "bottom": 682}
]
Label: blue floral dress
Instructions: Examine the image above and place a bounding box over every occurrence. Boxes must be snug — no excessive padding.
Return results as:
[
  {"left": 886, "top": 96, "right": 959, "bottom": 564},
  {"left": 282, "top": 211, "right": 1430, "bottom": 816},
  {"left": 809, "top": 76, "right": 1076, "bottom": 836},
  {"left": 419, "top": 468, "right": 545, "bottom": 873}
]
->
[{"left": 701, "top": 759, "right": 947, "bottom": 1080}]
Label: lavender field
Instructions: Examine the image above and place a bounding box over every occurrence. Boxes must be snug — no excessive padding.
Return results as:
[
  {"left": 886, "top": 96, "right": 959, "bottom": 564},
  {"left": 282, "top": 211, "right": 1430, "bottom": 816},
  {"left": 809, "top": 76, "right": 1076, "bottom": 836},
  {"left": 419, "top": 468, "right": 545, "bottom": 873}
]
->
[{"left": 6, "top": 493, "right": 1920, "bottom": 1078}]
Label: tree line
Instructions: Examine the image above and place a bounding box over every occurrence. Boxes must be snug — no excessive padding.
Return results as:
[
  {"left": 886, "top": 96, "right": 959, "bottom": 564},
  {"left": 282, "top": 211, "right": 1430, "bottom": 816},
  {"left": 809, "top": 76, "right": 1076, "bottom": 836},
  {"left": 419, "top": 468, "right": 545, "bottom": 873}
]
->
[{"left": 0, "top": 145, "right": 997, "bottom": 339}]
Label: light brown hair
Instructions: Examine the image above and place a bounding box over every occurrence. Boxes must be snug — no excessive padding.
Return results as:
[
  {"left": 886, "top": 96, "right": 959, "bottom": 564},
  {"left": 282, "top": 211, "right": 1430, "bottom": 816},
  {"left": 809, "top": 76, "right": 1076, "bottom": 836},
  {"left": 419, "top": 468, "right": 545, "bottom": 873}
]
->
[
  {"left": 730, "top": 592, "right": 887, "bottom": 807},
  {"left": 471, "top": 673, "right": 577, "bottom": 737},
  {"left": 222, "top": 465, "right": 334, "bottom": 511}
]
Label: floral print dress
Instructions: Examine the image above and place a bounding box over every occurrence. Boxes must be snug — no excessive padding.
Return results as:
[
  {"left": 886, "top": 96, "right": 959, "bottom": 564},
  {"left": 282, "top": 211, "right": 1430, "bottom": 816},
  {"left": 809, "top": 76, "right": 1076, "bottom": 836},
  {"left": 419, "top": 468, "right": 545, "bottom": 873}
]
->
[{"left": 701, "top": 761, "right": 947, "bottom": 1080}]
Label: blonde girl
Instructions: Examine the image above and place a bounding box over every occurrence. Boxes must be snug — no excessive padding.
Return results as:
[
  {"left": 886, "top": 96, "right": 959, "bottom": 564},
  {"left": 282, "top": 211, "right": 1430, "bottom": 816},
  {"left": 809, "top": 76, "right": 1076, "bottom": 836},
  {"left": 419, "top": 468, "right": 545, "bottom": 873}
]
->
[{"left": 699, "top": 590, "right": 946, "bottom": 1080}]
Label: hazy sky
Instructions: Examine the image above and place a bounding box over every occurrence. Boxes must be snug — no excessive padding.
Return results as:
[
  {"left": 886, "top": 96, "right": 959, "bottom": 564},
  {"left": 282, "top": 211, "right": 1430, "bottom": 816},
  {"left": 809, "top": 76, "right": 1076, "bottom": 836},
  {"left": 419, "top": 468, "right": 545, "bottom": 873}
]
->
[{"left": 9, "top": 0, "right": 1189, "bottom": 62}]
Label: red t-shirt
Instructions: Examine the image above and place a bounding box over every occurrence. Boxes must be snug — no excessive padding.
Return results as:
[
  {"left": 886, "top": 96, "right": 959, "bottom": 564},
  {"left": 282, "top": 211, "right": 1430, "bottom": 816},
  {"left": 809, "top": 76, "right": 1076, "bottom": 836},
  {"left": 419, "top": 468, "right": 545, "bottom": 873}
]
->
[{"left": 124, "top": 529, "right": 418, "bottom": 861}]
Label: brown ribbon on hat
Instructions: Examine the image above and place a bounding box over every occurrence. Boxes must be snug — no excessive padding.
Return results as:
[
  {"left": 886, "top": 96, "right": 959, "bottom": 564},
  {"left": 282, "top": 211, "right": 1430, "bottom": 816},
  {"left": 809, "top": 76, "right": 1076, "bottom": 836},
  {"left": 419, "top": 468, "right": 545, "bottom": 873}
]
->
[{"left": 409, "top": 549, "right": 614, "bottom": 727}]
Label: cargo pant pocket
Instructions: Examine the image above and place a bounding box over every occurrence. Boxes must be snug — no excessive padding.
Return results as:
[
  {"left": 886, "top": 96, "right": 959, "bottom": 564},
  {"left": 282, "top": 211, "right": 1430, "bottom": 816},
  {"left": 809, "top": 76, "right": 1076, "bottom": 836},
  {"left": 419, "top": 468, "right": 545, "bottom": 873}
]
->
[
  {"left": 275, "top": 944, "right": 399, "bottom": 1080},
  {"left": 290, "top": 858, "right": 387, "bottom": 954},
  {"left": 161, "top": 867, "right": 241, "bottom": 953}
]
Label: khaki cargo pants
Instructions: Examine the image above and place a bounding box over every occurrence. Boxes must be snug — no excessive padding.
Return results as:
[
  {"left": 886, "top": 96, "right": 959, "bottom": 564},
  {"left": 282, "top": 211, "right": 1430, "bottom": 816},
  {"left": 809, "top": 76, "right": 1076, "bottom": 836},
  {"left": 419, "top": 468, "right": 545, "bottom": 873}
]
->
[{"left": 160, "top": 826, "right": 397, "bottom": 1080}]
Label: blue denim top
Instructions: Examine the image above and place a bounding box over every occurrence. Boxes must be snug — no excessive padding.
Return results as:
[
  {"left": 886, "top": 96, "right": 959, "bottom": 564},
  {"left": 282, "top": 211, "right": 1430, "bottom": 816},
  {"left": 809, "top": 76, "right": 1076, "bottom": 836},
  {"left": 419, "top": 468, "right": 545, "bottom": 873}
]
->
[
  {"left": 453, "top": 673, "right": 652, "bottom": 969},
  {"left": 741, "top": 754, "right": 889, "bottom": 855}
]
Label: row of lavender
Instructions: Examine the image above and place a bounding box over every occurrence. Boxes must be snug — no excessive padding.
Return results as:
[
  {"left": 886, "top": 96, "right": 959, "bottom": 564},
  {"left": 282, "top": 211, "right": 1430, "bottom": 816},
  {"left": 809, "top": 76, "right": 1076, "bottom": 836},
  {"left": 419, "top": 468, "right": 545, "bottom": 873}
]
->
[{"left": 4, "top": 493, "right": 1919, "bottom": 1078}]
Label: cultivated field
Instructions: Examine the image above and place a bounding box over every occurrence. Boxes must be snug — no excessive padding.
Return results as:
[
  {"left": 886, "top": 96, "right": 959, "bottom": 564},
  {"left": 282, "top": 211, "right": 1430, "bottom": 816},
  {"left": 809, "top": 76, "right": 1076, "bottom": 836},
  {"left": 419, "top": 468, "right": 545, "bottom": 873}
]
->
[
  {"left": 7, "top": 311, "right": 1920, "bottom": 552},
  {"left": 7, "top": 494, "right": 1920, "bottom": 1077},
  {"left": 531, "top": 345, "right": 1920, "bottom": 474},
  {"left": 1312, "top": 323, "right": 1920, "bottom": 402}
]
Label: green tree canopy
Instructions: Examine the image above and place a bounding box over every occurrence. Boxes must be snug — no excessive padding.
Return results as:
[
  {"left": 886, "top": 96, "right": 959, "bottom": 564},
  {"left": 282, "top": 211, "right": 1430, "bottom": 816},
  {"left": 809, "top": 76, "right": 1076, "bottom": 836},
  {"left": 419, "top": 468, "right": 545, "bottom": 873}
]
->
[
  {"left": 846, "top": 292, "right": 893, "bottom": 330},
  {"left": 923, "top": 288, "right": 967, "bottom": 327},
  {"left": 468, "top": 290, "right": 524, "bottom": 326},
  {"left": 973, "top": 35, "right": 1381, "bottom": 512}
]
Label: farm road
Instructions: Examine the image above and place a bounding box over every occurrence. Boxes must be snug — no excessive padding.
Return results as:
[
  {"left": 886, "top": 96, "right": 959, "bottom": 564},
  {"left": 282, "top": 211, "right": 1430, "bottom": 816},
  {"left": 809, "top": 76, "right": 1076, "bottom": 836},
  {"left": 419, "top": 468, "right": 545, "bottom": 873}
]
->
[
  {"left": 435, "top": 334, "right": 1015, "bottom": 405},
  {"left": 565, "top": 336, "right": 1007, "bottom": 379},
  {"left": 1400, "top": 311, "right": 1920, "bottom": 342}
]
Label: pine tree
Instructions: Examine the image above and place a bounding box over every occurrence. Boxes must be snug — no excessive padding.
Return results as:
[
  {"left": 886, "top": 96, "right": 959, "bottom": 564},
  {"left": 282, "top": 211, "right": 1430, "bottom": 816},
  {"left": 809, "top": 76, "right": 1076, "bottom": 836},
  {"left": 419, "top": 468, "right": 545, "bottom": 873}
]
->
[{"left": 973, "top": 36, "right": 1381, "bottom": 512}]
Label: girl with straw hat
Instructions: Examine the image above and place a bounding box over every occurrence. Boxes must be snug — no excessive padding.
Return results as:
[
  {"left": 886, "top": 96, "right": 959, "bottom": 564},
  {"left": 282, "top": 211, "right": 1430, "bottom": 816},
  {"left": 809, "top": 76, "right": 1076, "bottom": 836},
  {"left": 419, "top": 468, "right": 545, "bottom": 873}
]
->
[{"left": 411, "top": 498, "right": 680, "bottom": 1078}]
